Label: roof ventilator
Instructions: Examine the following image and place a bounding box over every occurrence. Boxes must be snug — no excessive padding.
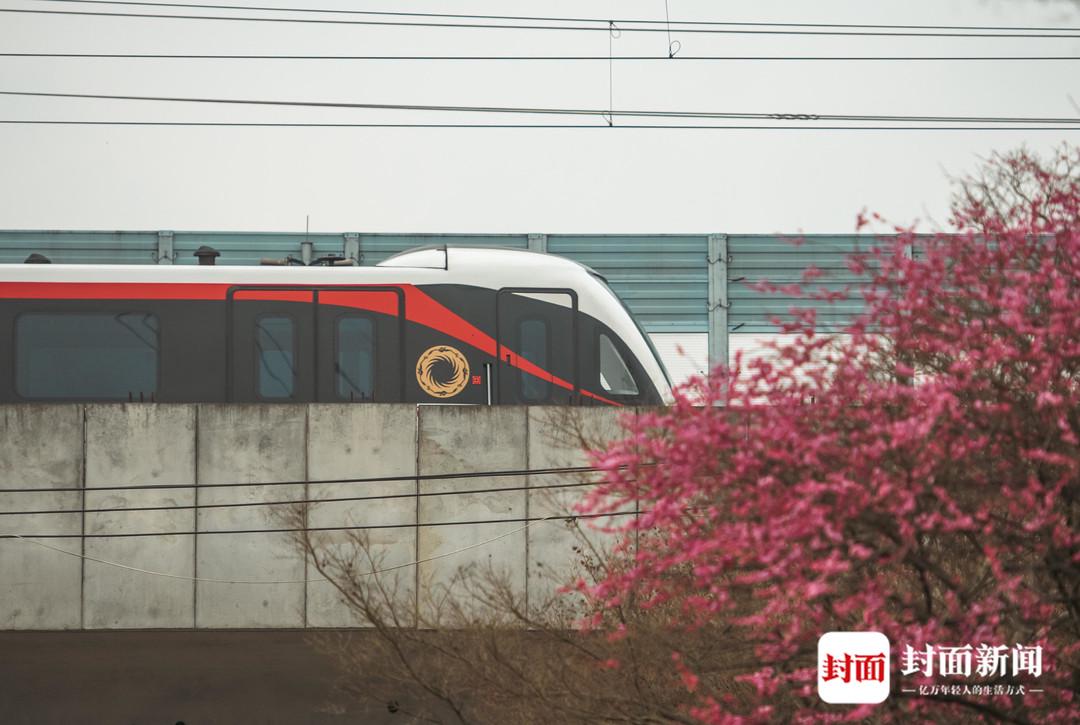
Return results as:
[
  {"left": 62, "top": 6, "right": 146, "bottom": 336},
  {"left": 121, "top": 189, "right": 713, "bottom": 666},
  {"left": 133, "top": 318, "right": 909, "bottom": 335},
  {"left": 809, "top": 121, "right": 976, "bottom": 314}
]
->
[{"left": 194, "top": 246, "right": 221, "bottom": 266}]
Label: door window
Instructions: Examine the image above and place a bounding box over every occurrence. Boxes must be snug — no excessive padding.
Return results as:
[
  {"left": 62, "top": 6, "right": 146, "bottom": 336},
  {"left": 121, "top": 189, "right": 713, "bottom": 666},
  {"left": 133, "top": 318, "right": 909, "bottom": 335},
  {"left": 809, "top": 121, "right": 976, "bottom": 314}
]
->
[
  {"left": 519, "top": 318, "right": 549, "bottom": 402},
  {"left": 336, "top": 316, "right": 375, "bottom": 400},
  {"left": 255, "top": 315, "right": 296, "bottom": 399}
]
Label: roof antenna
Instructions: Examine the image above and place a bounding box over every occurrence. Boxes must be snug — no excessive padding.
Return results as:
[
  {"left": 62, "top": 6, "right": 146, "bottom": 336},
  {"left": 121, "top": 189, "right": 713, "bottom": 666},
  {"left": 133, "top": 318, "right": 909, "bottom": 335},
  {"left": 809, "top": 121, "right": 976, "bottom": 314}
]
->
[{"left": 301, "top": 214, "right": 313, "bottom": 266}]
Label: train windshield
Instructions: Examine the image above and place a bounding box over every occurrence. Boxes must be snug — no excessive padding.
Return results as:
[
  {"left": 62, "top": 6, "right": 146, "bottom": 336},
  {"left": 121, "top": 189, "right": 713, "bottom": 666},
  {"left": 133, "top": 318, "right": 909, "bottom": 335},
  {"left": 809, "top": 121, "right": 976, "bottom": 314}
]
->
[
  {"left": 599, "top": 334, "right": 639, "bottom": 395},
  {"left": 588, "top": 272, "right": 674, "bottom": 391}
]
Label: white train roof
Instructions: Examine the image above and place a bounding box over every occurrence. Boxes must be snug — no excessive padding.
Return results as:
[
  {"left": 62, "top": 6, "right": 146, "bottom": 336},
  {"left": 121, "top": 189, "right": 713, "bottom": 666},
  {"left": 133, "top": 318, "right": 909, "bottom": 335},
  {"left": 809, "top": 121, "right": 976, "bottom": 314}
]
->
[{"left": 2, "top": 246, "right": 591, "bottom": 288}]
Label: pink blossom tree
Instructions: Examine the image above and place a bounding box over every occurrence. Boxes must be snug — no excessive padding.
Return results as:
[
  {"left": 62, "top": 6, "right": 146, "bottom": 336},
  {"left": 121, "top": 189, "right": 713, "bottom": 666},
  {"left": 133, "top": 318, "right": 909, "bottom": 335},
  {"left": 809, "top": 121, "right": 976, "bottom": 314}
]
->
[{"left": 581, "top": 147, "right": 1080, "bottom": 723}]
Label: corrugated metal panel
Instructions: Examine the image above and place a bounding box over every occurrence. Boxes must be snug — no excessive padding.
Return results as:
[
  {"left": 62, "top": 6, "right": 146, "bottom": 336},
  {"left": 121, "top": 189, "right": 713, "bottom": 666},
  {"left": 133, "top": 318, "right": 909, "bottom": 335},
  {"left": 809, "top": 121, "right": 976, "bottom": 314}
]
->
[
  {"left": 730, "top": 333, "right": 854, "bottom": 382},
  {"left": 172, "top": 232, "right": 530, "bottom": 266},
  {"left": 728, "top": 234, "right": 876, "bottom": 333},
  {"left": 649, "top": 333, "right": 708, "bottom": 387},
  {"left": 356, "top": 234, "right": 529, "bottom": 265},
  {"left": 548, "top": 235, "right": 708, "bottom": 332},
  {"left": 0, "top": 230, "right": 899, "bottom": 336},
  {"left": 0, "top": 230, "right": 159, "bottom": 265}
]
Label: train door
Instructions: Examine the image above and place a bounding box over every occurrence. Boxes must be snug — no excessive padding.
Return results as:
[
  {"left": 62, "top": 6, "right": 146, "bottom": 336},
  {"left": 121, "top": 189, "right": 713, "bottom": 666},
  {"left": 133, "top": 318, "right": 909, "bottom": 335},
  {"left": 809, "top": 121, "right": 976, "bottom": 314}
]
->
[
  {"left": 228, "top": 288, "right": 316, "bottom": 402},
  {"left": 495, "top": 289, "right": 577, "bottom": 404},
  {"left": 315, "top": 288, "right": 404, "bottom": 402}
]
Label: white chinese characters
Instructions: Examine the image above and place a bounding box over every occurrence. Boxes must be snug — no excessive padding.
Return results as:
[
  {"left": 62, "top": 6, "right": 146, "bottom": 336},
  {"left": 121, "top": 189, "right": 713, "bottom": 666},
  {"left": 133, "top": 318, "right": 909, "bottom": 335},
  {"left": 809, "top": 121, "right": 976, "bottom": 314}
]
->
[{"left": 900, "top": 644, "right": 1042, "bottom": 678}]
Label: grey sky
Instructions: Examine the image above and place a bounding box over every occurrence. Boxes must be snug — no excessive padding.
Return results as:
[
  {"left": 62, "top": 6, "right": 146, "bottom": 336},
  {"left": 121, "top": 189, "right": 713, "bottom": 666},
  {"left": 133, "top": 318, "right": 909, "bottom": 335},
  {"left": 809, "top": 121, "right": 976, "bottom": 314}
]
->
[{"left": 1, "top": 0, "right": 1079, "bottom": 234}]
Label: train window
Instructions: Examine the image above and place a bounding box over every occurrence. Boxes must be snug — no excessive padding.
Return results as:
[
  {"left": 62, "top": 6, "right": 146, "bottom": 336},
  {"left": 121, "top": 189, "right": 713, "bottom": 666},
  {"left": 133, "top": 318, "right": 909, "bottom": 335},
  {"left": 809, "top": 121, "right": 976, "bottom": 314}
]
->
[
  {"left": 599, "top": 333, "right": 638, "bottom": 396},
  {"left": 519, "top": 318, "right": 549, "bottom": 401},
  {"left": 336, "top": 317, "right": 375, "bottom": 400},
  {"left": 15, "top": 313, "right": 159, "bottom": 400},
  {"left": 255, "top": 315, "right": 295, "bottom": 399}
]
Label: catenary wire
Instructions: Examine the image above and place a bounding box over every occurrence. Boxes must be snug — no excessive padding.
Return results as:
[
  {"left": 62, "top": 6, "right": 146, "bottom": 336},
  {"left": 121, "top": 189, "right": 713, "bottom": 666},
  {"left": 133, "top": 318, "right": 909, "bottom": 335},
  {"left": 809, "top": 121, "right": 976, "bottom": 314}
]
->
[
  {"left": 3, "top": 121, "right": 1079, "bottom": 131},
  {"left": 0, "top": 478, "right": 609, "bottom": 516},
  {"left": 12, "top": 514, "right": 560, "bottom": 584},
  {"left": 3, "top": 54, "right": 1080, "bottom": 61},
  {"left": 664, "top": 0, "right": 675, "bottom": 54},
  {"left": 6, "top": 7, "right": 1080, "bottom": 37},
  {"left": 0, "top": 463, "right": 602, "bottom": 494},
  {"left": 0, "top": 509, "right": 639, "bottom": 539},
  {"left": 31, "top": 0, "right": 1080, "bottom": 34},
  {"left": 2, "top": 90, "right": 1079, "bottom": 125}
]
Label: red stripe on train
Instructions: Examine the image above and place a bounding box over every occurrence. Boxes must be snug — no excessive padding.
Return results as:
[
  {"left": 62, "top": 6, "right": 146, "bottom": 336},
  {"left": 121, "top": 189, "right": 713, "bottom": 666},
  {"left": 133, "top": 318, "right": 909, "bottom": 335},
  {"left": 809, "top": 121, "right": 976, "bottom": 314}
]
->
[
  {"left": 320, "top": 290, "right": 399, "bottom": 317},
  {"left": 234, "top": 289, "right": 314, "bottom": 304},
  {"left": 1, "top": 282, "right": 229, "bottom": 300}
]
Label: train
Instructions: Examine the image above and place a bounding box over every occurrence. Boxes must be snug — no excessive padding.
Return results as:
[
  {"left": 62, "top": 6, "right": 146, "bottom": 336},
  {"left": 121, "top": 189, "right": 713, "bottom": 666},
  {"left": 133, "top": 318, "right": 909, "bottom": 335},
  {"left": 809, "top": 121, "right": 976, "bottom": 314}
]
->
[{"left": 0, "top": 246, "right": 673, "bottom": 406}]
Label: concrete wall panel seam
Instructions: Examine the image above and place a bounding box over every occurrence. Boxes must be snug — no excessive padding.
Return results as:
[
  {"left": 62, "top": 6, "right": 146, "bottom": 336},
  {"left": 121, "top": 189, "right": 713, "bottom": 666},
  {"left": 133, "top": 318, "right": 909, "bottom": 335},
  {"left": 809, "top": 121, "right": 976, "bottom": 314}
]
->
[
  {"left": 80, "top": 405, "right": 87, "bottom": 631},
  {"left": 302, "top": 407, "right": 310, "bottom": 628},
  {"left": 413, "top": 404, "right": 421, "bottom": 628},
  {"left": 192, "top": 404, "right": 199, "bottom": 630},
  {"left": 523, "top": 408, "right": 531, "bottom": 619}
]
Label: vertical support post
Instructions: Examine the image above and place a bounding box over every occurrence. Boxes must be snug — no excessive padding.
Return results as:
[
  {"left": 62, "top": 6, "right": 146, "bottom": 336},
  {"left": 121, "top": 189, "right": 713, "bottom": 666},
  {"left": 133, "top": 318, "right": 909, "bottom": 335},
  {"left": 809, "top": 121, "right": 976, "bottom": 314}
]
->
[
  {"left": 527, "top": 233, "right": 547, "bottom": 253},
  {"left": 343, "top": 232, "right": 362, "bottom": 265},
  {"left": 156, "top": 230, "right": 174, "bottom": 264},
  {"left": 707, "top": 233, "right": 729, "bottom": 373}
]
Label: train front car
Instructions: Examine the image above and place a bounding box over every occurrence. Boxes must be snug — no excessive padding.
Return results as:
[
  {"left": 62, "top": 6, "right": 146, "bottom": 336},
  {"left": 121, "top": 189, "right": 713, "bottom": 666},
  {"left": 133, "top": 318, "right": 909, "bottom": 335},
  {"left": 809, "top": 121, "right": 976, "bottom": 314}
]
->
[
  {"left": 0, "top": 246, "right": 673, "bottom": 406},
  {"left": 382, "top": 247, "right": 673, "bottom": 407}
]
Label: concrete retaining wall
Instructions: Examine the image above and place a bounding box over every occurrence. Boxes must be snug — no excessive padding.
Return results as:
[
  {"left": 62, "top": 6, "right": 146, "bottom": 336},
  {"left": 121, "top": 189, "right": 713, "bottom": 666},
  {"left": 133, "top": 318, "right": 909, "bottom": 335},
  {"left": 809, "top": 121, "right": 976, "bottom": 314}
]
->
[{"left": 0, "top": 404, "right": 630, "bottom": 630}]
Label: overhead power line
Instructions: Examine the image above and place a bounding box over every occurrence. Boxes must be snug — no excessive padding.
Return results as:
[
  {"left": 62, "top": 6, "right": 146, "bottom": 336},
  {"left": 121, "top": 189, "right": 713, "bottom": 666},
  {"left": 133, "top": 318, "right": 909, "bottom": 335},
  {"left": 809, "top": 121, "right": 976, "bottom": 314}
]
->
[
  {"left": 0, "top": 478, "right": 606, "bottom": 517},
  {"left": 3, "top": 53, "right": 1079, "bottom": 62},
  {"left": 3, "top": 121, "right": 1078, "bottom": 131},
  {"left": 0, "top": 463, "right": 599, "bottom": 494},
  {"left": 34, "top": 0, "right": 1080, "bottom": 34},
  {"left": 0, "top": 509, "right": 639, "bottom": 539},
  {"left": 2, "top": 90, "right": 1079, "bottom": 126},
  {"left": 6, "top": 7, "right": 1080, "bottom": 38}
]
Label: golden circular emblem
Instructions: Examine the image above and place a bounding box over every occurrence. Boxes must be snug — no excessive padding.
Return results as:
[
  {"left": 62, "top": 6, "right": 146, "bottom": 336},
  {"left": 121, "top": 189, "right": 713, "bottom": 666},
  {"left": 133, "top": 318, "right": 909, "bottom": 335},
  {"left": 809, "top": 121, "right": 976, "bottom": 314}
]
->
[{"left": 416, "top": 345, "right": 470, "bottom": 398}]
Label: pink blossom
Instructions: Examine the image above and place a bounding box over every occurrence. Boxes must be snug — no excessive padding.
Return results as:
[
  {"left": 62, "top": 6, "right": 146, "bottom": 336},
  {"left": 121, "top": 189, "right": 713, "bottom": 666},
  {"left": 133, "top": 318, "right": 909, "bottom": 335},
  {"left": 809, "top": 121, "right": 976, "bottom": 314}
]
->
[{"left": 575, "top": 147, "right": 1080, "bottom": 723}]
